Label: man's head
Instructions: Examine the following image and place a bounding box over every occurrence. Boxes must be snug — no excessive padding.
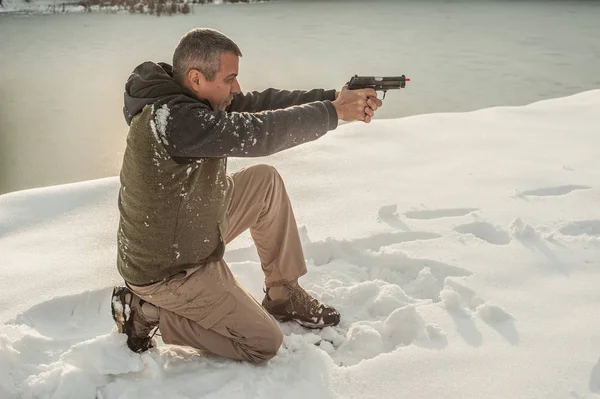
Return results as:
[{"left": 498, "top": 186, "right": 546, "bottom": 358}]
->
[{"left": 173, "top": 28, "right": 243, "bottom": 110}]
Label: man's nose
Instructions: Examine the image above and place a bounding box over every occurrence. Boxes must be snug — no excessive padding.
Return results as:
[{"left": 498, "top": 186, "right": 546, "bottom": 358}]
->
[{"left": 231, "top": 77, "right": 241, "bottom": 94}]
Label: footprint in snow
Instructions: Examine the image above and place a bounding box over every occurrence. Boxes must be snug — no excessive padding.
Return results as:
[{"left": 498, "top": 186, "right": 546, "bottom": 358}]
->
[
  {"left": 440, "top": 278, "right": 518, "bottom": 346},
  {"left": 559, "top": 220, "right": 600, "bottom": 237},
  {"left": 454, "top": 221, "right": 511, "bottom": 245},
  {"left": 376, "top": 205, "right": 479, "bottom": 229},
  {"left": 517, "top": 185, "right": 591, "bottom": 197},
  {"left": 404, "top": 208, "right": 479, "bottom": 220},
  {"left": 377, "top": 204, "right": 410, "bottom": 230}
]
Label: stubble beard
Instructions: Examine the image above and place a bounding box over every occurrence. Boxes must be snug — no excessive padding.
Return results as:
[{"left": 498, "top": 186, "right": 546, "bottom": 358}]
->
[{"left": 219, "top": 97, "right": 233, "bottom": 111}]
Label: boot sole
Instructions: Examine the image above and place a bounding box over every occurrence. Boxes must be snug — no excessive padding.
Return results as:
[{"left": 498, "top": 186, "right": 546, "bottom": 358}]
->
[{"left": 272, "top": 313, "right": 338, "bottom": 329}]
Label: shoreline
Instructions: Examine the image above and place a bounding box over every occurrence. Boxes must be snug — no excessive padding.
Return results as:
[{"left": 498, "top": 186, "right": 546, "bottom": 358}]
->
[{"left": 0, "top": 0, "right": 270, "bottom": 15}]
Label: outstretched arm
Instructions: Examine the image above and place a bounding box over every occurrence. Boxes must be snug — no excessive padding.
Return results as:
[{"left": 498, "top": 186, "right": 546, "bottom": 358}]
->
[
  {"left": 228, "top": 88, "right": 337, "bottom": 113},
  {"left": 150, "top": 86, "right": 379, "bottom": 160},
  {"left": 153, "top": 95, "right": 338, "bottom": 159}
]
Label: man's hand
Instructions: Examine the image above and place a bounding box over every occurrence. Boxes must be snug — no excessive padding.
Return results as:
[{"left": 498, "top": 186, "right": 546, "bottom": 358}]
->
[{"left": 332, "top": 86, "right": 383, "bottom": 123}]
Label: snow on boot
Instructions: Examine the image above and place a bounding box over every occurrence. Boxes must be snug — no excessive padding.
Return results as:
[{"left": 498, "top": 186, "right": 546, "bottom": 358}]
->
[{"left": 111, "top": 286, "right": 159, "bottom": 353}]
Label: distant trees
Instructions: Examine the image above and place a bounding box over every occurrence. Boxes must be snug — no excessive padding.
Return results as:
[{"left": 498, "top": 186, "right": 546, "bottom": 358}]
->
[
  {"left": 59, "top": 0, "right": 265, "bottom": 15},
  {"left": 74, "top": 0, "right": 191, "bottom": 15}
]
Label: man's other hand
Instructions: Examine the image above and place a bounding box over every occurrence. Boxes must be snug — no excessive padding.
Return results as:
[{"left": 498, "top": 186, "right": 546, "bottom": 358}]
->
[{"left": 332, "top": 87, "right": 383, "bottom": 123}]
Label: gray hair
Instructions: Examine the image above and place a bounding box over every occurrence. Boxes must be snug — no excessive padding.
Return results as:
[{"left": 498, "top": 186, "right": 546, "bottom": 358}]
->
[{"left": 172, "top": 28, "right": 243, "bottom": 83}]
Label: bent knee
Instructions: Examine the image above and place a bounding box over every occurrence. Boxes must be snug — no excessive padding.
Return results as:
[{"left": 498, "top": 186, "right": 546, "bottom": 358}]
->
[
  {"left": 245, "top": 327, "right": 283, "bottom": 364},
  {"left": 263, "top": 327, "right": 284, "bottom": 358},
  {"left": 249, "top": 163, "right": 280, "bottom": 180}
]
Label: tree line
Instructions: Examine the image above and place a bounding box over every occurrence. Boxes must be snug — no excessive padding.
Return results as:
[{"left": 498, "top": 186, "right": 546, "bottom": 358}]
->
[{"left": 43, "top": 0, "right": 268, "bottom": 15}]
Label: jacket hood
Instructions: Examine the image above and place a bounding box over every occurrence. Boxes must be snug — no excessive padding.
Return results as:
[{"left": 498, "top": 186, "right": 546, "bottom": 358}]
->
[{"left": 123, "top": 61, "right": 195, "bottom": 125}]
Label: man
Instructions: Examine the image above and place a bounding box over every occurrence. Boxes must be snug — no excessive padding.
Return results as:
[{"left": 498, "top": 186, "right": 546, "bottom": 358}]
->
[{"left": 111, "top": 28, "right": 382, "bottom": 364}]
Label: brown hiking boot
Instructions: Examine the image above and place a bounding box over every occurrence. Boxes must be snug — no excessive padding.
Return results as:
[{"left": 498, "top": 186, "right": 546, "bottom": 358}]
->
[
  {"left": 111, "top": 286, "right": 159, "bottom": 353},
  {"left": 262, "top": 282, "right": 340, "bottom": 329}
]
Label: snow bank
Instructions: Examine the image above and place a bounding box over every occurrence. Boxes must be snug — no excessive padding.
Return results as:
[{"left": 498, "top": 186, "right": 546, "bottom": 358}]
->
[{"left": 1, "top": 91, "right": 600, "bottom": 398}]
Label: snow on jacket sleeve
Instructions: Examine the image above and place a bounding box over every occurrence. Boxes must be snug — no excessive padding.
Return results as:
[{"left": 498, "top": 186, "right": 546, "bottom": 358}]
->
[
  {"left": 152, "top": 95, "right": 339, "bottom": 159},
  {"left": 228, "top": 88, "right": 337, "bottom": 113}
]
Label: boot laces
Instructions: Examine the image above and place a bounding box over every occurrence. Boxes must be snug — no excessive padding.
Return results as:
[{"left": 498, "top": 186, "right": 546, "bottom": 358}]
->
[{"left": 289, "top": 283, "right": 322, "bottom": 313}]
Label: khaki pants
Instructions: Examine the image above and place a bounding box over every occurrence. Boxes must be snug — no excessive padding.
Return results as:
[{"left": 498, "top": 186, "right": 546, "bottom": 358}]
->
[{"left": 129, "top": 164, "right": 307, "bottom": 364}]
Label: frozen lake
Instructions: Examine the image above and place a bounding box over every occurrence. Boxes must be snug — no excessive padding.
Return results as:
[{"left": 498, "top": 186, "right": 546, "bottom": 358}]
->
[{"left": 1, "top": 0, "right": 599, "bottom": 194}]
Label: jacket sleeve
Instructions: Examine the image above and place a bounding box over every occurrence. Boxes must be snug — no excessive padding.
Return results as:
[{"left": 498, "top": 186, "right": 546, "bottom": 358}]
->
[
  {"left": 227, "top": 88, "right": 337, "bottom": 113},
  {"left": 152, "top": 96, "right": 339, "bottom": 158}
]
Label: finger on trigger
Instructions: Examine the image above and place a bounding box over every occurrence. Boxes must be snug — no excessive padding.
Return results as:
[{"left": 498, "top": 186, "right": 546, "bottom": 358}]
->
[
  {"left": 366, "top": 88, "right": 377, "bottom": 98},
  {"left": 359, "top": 88, "right": 377, "bottom": 98}
]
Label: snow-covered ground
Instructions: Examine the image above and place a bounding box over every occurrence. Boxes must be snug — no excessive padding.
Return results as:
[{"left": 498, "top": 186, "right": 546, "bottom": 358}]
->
[{"left": 1, "top": 91, "right": 600, "bottom": 398}]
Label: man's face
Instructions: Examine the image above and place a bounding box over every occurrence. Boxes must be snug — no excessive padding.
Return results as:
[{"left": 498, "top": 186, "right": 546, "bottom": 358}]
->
[{"left": 187, "top": 52, "right": 241, "bottom": 111}]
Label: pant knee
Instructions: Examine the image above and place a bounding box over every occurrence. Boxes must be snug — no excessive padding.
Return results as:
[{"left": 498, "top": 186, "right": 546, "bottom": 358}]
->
[
  {"left": 250, "top": 164, "right": 281, "bottom": 182},
  {"left": 263, "top": 327, "right": 284, "bottom": 358},
  {"left": 243, "top": 327, "right": 283, "bottom": 364}
]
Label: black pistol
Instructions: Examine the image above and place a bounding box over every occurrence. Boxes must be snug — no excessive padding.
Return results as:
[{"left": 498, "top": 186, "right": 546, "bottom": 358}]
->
[{"left": 347, "top": 75, "right": 410, "bottom": 99}]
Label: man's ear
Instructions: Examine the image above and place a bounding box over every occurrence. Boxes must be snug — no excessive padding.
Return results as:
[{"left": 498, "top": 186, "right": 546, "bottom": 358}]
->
[{"left": 187, "top": 69, "right": 206, "bottom": 91}]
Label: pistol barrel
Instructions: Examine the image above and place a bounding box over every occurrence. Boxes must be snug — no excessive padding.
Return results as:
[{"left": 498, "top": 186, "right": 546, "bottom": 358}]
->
[{"left": 347, "top": 75, "right": 410, "bottom": 90}]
